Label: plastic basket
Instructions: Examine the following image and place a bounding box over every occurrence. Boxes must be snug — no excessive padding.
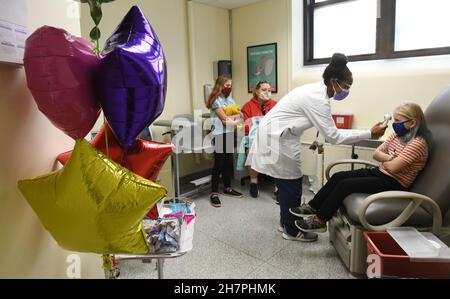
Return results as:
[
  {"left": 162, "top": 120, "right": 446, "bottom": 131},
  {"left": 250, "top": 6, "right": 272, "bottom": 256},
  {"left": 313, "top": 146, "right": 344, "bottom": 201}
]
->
[
  {"left": 143, "top": 198, "right": 195, "bottom": 254},
  {"left": 364, "top": 231, "right": 450, "bottom": 279}
]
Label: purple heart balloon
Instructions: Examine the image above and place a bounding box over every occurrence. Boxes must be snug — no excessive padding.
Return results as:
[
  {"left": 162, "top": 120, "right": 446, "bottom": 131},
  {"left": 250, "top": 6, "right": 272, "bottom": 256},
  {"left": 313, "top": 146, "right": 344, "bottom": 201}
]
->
[{"left": 96, "top": 5, "right": 167, "bottom": 149}]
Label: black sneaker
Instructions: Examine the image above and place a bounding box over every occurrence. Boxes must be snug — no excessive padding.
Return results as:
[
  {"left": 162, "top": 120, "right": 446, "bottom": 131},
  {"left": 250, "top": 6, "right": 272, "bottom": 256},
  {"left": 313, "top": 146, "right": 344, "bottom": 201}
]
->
[
  {"left": 249, "top": 183, "right": 259, "bottom": 198},
  {"left": 210, "top": 194, "right": 221, "bottom": 208},
  {"left": 223, "top": 188, "right": 243, "bottom": 198},
  {"left": 295, "top": 217, "right": 327, "bottom": 233},
  {"left": 289, "top": 204, "right": 317, "bottom": 218},
  {"left": 282, "top": 230, "right": 318, "bottom": 242}
]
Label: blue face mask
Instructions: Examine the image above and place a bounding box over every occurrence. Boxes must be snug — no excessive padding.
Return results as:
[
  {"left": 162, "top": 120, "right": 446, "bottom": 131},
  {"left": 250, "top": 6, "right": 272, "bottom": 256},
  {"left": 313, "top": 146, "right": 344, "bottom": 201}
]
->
[
  {"left": 333, "top": 80, "right": 350, "bottom": 101},
  {"left": 392, "top": 120, "right": 410, "bottom": 137}
]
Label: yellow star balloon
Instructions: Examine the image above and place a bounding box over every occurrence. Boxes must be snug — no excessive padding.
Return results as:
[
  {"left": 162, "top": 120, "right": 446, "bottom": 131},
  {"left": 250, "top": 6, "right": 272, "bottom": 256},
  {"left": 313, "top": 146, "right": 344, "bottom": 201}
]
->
[{"left": 17, "top": 139, "right": 167, "bottom": 254}]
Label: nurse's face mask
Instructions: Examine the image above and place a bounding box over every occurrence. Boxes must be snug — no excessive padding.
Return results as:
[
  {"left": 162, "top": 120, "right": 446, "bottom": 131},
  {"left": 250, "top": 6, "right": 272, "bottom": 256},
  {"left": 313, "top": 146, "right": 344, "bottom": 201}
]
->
[{"left": 332, "top": 80, "right": 351, "bottom": 101}]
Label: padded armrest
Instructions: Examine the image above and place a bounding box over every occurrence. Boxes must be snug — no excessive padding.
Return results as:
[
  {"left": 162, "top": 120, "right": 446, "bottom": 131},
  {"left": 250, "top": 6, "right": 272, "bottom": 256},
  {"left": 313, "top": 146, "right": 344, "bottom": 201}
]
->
[
  {"left": 325, "top": 159, "right": 379, "bottom": 180},
  {"left": 358, "top": 191, "right": 443, "bottom": 234}
]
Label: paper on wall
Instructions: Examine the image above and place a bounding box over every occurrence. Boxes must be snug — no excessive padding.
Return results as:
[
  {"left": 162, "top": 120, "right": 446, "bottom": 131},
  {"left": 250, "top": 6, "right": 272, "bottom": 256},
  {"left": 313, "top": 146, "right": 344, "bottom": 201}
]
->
[{"left": 0, "top": 0, "right": 27, "bottom": 64}]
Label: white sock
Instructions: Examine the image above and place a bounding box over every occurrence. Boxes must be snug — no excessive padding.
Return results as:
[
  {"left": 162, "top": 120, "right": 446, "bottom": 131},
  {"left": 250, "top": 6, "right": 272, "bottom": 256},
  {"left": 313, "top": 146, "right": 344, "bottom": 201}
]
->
[{"left": 251, "top": 178, "right": 258, "bottom": 184}]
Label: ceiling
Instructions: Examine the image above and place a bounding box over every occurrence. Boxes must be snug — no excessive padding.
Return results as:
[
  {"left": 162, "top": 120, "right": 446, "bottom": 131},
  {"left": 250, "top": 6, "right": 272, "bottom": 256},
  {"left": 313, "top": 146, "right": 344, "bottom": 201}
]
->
[{"left": 191, "top": 0, "right": 267, "bottom": 9}]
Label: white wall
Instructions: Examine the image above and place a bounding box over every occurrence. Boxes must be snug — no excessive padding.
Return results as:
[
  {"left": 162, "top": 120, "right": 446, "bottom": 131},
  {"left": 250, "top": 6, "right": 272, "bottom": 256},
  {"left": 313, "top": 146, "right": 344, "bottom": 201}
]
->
[
  {"left": 187, "top": 1, "right": 231, "bottom": 112},
  {"left": 231, "top": 0, "right": 291, "bottom": 107},
  {"left": 0, "top": 0, "right": 103, "bottom": 278}
]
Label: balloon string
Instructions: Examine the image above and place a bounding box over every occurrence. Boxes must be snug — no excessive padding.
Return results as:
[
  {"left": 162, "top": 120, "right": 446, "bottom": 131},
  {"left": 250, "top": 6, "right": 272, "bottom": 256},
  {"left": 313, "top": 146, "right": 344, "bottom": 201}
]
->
[
  {"left": 95, "top": 37, "right": 100, "bottom": 56},
  {"left": 93, "top": 37, "right": 108, "bottom": 157},
  {"left": 93, "top": 38, "right": 108, "bottom": 158},
  {"left": 103, "top": 116, "right": 110, "bottom": 157},
  {"left": 121, "top": 148, "right": 128, "bottom": 167}
]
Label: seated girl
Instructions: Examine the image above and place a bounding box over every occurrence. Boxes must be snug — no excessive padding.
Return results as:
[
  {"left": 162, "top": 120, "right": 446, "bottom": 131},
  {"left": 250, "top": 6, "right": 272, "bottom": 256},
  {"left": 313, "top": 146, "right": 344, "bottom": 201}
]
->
[{"left": 290, "top": 102, "right": 432, "bottom": 233}]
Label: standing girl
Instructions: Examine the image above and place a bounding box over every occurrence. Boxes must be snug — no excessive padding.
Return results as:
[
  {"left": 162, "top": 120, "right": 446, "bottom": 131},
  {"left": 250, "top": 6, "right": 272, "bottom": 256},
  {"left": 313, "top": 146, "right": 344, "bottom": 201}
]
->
[{"left": 207, "top": 76, "right": 243, "bottom": 207}]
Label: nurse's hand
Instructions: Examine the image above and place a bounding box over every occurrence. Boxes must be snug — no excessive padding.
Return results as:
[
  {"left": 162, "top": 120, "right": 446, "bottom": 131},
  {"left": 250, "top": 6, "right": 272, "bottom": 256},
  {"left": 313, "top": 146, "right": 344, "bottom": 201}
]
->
[{"left": 370, "top": 122, "right": 388, "bottom": 139}]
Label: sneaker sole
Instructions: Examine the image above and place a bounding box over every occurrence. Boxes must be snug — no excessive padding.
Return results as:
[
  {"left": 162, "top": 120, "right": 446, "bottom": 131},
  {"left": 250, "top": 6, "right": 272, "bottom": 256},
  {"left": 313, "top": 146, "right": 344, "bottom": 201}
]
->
[
  {"left": 289, "top": 209, "right": 316, "bottom": 218},
  {"left": 221, "top": 193, "right": 243, "bottom": 199},
  {"left": 210, "top": 202, "right": 221, "bottom": 208},
  {"left": 281, "top": 233, "right": 317, "bottom": 242},
  {"left": 294, "top": 222, "right": 327, "bottom": 233}
]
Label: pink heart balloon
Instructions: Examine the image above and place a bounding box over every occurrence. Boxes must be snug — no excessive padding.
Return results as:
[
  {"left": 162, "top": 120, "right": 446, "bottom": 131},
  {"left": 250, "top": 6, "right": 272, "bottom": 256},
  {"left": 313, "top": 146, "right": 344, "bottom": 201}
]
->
[{"left": 24, "top": 26, "right": 101, "bottom": 139}]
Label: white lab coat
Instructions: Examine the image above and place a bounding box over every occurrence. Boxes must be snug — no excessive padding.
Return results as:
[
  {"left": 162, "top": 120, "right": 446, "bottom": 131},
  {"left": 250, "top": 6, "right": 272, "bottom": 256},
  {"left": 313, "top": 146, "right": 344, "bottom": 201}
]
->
[{"left": 247, "top": 81, "right": 372, "bottom": 180}]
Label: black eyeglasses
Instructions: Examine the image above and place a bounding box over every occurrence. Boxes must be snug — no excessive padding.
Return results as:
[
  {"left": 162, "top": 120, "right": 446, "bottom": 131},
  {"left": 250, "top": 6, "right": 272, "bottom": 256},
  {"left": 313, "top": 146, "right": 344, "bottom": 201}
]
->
[
  {"left": 336, "top": 80, "right": 352, "bottom": 90},
  {"left": 394, "top": 119, "right": 412, "bottom": 124},
  {"left": 261, "top": 104, "right": 266, "bottom": 115}
]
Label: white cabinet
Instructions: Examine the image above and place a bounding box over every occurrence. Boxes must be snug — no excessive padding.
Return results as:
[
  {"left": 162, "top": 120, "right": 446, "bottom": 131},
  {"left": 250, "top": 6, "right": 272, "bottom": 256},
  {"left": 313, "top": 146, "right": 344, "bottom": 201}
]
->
[{"left": 300, "top": 143, "right": 317, "bottom": 176}]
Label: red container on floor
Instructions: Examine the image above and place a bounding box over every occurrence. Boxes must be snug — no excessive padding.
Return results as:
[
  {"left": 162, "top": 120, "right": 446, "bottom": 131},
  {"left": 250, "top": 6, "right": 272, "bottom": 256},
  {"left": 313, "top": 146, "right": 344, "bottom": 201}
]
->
[
  {"left": 332, "top": 113, "right": 353, "bottom": 129},
  {"left": 363, "top": 231, "right": 450, "bottom": 279}
]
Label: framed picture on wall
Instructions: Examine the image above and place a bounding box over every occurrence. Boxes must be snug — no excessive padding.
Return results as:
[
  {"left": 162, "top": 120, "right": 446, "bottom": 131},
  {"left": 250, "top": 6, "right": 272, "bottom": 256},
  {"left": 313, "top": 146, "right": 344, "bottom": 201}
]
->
[{"left": 247, "top": 43, "right": 277, "bottom": 93}]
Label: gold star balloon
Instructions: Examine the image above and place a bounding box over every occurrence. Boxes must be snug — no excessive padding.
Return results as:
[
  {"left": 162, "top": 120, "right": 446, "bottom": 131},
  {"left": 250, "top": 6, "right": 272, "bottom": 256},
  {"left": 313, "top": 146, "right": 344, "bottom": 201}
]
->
[{"left": 17, "top": 139, "right": 167, "bottom": 254}]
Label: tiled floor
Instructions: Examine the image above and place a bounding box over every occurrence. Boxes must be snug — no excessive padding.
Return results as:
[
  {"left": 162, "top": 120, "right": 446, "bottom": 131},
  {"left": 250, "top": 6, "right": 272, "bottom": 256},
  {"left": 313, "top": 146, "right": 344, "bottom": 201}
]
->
[{"left": 118, "top": 180, "right": 352, "bottom": 279}]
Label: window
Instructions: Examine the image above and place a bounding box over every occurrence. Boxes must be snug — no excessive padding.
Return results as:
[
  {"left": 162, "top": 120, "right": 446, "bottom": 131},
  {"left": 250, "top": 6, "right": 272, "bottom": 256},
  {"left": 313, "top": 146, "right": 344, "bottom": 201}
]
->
[{"left": 304, "top": 0, "right": 450, "bottom": 65}]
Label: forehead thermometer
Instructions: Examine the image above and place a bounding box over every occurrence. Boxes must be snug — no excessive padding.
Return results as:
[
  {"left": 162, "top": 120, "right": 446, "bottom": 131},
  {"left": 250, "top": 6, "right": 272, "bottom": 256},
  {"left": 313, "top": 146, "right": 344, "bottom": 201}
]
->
[{"left": 383, "top": 114, "right": 392, "bottom": 126}]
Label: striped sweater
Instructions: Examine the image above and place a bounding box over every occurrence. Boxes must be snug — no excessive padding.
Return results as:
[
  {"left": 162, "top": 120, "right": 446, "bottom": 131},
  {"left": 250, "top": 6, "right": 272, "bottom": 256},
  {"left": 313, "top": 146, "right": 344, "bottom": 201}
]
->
[{"left": 378, "top": 133, "right": 428, "bottom": 188}]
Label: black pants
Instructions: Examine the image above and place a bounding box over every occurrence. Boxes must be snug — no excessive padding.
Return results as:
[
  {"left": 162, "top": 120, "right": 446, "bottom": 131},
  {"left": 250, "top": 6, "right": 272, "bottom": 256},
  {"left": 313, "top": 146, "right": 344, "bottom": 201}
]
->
[
  {"left": 211, "top": 133, "right": 234, "bottom": 193},
  {"left": 309, "top": 168, "right": 406, "bottom": 221},
  {"left": 276, "top": 178, "right": 303, "bottom": 236}
]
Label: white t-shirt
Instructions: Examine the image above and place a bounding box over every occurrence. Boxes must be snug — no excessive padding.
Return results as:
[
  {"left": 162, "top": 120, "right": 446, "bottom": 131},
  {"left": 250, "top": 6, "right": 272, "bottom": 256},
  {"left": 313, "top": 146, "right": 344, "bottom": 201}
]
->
[{"left": 210, "top": 96, "right": 236, "bottom": 136}]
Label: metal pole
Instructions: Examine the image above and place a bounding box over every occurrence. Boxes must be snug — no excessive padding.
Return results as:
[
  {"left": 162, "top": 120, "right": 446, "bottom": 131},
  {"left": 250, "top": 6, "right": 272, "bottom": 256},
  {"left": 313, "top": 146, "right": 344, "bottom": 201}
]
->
[
  {"left": 351, "top": 144, "right": 359, "bottom": 170},
  {"left": 157, "top": 259, "right": 164, "bottom": 279},
  {"left": 170, "top": 128, "right": 181, "bottom": 202},
  {"left": 171, "top": 149, "right": 181, "bottom": 201}
]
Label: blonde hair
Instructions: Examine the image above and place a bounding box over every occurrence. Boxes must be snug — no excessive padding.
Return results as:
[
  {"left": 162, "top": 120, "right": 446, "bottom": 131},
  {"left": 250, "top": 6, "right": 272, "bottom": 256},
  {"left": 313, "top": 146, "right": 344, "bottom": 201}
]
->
[
  {"left": 394, "top": 102, "right": 432, "bottom": 146},
  {"left": 394, "top": 102, "right": 425, "bottom": 125},
  {"left": 206, "top": 76, "right": 231, "bottom": 109}
]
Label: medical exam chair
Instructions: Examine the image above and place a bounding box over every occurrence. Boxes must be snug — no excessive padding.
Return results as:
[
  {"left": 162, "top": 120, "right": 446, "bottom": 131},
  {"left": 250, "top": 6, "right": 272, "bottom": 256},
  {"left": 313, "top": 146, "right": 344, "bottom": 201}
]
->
[{"left": 327, "top": 86, "right": 450, "bottom": 276}]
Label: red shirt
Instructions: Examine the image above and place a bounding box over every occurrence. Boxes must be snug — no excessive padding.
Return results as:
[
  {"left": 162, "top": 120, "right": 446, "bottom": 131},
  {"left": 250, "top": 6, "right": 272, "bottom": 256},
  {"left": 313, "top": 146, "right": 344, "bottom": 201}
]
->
[{"left": 241, "top": 98, "right": 277, "bottom": 135}]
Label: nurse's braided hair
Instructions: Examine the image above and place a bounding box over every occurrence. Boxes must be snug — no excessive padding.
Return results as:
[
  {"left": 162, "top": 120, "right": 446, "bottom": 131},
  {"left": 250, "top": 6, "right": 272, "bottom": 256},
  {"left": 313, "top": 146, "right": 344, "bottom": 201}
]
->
[{"left": 322, "top": 53, "right": 352, "bottom": 85}]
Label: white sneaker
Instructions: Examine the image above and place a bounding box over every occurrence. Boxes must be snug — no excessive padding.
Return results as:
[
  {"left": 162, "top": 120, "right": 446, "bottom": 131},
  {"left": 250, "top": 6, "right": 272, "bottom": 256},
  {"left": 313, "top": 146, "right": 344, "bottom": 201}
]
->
[
  {"left": 282, "top": 231, "right": 318, "bottom": 242},
  {"left": 278, "top": 225, "right": 284, "bottom": 233}
]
